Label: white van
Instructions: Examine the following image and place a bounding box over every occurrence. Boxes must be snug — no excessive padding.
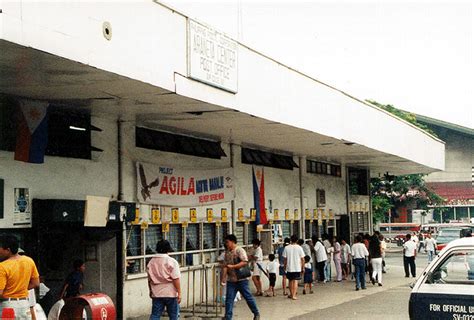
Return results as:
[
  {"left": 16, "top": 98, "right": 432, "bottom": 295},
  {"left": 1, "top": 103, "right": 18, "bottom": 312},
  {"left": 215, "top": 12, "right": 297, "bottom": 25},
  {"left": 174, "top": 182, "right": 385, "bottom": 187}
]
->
[{"left": 409, "top": 237, "right": 474, "bottom": 319}]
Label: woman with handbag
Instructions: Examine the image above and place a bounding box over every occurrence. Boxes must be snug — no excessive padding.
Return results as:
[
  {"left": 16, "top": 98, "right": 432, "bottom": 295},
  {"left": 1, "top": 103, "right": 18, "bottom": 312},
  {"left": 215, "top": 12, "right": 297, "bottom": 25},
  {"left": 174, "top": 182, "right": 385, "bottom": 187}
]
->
[{"left": 222, "top": 234, "right": 260, "bottom": 320}]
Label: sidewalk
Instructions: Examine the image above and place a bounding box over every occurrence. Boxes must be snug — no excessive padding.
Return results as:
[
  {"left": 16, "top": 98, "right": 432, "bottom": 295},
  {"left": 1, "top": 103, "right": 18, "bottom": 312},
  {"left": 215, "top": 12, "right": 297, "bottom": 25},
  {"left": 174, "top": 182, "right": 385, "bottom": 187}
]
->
[{"left": 231, "top": 264, "right": 422, "bottom": 320}]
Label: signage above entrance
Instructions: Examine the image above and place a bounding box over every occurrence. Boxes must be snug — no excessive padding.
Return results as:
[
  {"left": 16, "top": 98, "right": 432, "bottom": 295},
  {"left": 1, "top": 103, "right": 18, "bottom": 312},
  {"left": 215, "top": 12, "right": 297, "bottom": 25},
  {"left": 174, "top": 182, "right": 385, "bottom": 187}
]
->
[
  {"left": 187, "top": 19, "right": 238, "bottom": 93},
  {"left": 137, "top": 162, "right": 235, "bottom": 207}
]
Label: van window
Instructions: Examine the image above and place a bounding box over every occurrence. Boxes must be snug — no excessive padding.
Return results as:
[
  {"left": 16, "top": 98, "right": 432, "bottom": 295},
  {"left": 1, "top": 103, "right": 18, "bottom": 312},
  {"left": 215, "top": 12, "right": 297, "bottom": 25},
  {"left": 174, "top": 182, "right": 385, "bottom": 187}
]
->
[{"left": 429, "top": 250, "right": 474, "bottom": 285}]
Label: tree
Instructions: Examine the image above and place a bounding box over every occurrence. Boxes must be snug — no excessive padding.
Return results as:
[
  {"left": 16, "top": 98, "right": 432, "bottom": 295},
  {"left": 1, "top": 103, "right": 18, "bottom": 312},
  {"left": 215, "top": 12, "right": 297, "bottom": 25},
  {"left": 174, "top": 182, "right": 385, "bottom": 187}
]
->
[{"left": 371, "top": 173, "right": 444, "bottom": 224}]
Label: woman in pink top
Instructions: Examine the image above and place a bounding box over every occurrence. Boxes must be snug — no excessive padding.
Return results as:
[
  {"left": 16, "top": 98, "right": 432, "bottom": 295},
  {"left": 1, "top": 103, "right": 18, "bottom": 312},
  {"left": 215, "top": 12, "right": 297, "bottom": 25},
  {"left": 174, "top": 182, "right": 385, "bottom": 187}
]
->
[
  {"left": 147, "top": 240, "right": 181, "bottom": 320},
  {"left": 332, "top": 237, "right": 343, "bottom": 282}
]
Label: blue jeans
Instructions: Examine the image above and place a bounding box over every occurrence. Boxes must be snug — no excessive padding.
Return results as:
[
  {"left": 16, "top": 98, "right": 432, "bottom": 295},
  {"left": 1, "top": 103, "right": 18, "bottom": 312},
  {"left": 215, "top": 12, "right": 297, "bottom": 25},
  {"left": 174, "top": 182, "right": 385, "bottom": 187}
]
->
[
  {"left": 324, "top": 259, "right": 331, "bottom": 281},
  {"left": 225, "top": 280, "right": 259, "bottom": 320},
  {"left": 353, "top": 258, "right": 366, "bottom": 289},
  {"left": 427, "top": 250, "right": 434, "bottom": 262},
  {"left": 150, "top": 297, "right": 179, "bottom": 320}
]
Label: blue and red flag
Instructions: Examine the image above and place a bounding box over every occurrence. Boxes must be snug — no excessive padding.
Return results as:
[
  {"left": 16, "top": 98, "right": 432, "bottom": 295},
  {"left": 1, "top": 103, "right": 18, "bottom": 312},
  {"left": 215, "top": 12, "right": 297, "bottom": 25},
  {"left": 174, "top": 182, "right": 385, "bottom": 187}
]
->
[
  {"left": 252, "top": 166, "right": 268, "bottom": 225},
  {"left": 14, "top": 100, "right": 49, "bottom": 164}
]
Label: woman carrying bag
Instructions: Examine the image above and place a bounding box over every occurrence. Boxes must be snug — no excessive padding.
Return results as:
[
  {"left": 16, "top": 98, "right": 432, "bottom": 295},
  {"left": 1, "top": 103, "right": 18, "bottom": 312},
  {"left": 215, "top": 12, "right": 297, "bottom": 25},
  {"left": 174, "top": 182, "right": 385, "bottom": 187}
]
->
[{"left": 222, "top": 234, "right": 260, "bottom": 320}]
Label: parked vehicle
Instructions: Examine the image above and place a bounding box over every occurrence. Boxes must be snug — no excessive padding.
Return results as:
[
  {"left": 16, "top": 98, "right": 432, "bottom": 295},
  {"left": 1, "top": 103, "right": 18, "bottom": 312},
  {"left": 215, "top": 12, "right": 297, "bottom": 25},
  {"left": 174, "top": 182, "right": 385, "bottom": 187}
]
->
[
  {"left": 409, "top": 236, "right": 474, "bottom": 320},
  {"left": 379, "top": 223, "right": 420, "bottom": 246},
  {"left": 436, "top": 226, "right": 473, "bottom": 251}
]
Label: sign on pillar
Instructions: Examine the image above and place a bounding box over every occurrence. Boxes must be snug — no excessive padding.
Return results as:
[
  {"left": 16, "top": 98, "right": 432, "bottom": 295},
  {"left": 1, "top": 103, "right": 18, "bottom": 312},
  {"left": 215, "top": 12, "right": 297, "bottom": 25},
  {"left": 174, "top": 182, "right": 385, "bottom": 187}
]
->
[
  {"left": 172, "top": 208, "right": 179, "bottom": 223},
  {"left": 152, "top": 207, "right": 161, "bottom": 224},
  {"left": 190, "top": 208, "right": 197, "bottom": 223},
  {"left": 207, "top": 208, "right": 213, "bottom": 222},
  {"left": 238, "top": 208, "right": 244, "bottom": 221}
]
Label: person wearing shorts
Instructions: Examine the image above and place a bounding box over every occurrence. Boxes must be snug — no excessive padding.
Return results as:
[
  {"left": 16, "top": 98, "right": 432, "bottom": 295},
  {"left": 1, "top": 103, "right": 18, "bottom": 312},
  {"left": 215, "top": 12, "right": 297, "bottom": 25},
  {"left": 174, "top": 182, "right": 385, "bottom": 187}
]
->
[
  {"left": 277, "top": 238, "right": 290, "bottom": 295},
  {"left": 282, "top": 235, "right": 305, "bottom": 300},
  {"left": 265, "top": 254, "right": 278, "bottom": 297}
]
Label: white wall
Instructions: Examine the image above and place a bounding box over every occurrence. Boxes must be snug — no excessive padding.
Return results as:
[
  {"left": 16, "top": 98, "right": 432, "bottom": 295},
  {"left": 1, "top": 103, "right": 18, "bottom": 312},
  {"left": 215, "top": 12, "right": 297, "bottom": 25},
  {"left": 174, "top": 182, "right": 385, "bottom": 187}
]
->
[{"left": 0, "top": 117, "right": 118, "bottom": 228}]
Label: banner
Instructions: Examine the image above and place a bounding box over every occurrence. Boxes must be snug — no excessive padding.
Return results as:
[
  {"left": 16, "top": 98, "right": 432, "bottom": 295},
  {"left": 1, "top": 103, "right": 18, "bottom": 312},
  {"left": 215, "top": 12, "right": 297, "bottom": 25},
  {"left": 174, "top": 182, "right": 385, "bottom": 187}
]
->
[{"left": 137, "top": 162, "right": 235, "bottom": 206}]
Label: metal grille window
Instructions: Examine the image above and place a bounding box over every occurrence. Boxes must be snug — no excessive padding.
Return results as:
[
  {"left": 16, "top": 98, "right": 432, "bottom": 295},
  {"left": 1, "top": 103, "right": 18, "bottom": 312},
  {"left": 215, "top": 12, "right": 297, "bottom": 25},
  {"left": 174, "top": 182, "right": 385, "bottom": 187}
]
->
[
  {"left": 312, "top": 221, "right": 320, "bottom": 239},
  {"left": 219, "top": 222, "right": 230, "bottom": 248},
  {"left": 126, "top": 225, "right": 141, "bottom": 256},
  {"left": 186, "top": 223, "right": 200, "bottom": 251},
  {"left": 235, "top": 222, "right": 245, "bottom": 245},
  {"left": 247, "top": 222, "right": 258, "bottom": 244},
  {"left": 168, "top": 224, "right": 183, "bottom": 252},
  {"left": 292, "top": 222, "right": 299, "bottom": 237},
  {"left": 282, "top": 221, "right": 291, "bottom": 238},
  {"left": 304, "top": 220, "right": 311, "bottom": 239},
  {"left": 145, "top": 225, "right": 163, "bottom": 254},
  {"left": 203, "top": 223, "right": 217, "bottom": 249}
]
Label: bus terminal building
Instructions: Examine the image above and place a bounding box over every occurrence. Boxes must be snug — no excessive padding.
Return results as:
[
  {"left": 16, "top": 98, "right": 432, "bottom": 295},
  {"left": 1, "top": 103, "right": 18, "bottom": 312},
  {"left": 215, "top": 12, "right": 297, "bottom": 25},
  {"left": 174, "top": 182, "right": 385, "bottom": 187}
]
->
[{"left": 0, "top": 2, "right": 444, "bottom": 318}]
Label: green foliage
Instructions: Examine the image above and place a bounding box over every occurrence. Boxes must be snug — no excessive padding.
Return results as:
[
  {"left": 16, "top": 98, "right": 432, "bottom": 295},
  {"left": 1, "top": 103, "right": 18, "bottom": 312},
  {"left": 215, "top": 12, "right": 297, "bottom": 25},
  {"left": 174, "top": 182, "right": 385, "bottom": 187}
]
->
[
  {"left": 366, "top": 100, "right": 438, "bottom": 138},
  {"left": 370, "top": 173, "right": 445, "bottom": 223}
]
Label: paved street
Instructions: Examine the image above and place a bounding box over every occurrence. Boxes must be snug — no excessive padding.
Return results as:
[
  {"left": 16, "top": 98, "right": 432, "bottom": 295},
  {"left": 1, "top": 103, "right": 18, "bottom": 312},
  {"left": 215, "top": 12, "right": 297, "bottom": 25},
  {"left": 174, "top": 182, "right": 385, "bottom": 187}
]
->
[{"left": 232, "top": 251, "right": 426, "bottom": 320}]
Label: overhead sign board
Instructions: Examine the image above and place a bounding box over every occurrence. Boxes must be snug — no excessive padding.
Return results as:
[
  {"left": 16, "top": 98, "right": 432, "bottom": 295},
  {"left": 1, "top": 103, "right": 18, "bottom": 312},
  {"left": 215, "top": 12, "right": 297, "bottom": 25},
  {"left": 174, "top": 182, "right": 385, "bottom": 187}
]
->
[{"left": 187, "top": 19, "right": 238, "bottom": 93}]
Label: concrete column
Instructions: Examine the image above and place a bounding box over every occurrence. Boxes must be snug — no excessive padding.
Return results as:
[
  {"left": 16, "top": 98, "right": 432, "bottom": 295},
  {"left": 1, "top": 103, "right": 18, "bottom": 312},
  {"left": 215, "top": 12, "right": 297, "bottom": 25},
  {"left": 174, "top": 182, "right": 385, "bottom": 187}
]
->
[{"left": 299, "top": 156, "right": 305, "bottom": 238}]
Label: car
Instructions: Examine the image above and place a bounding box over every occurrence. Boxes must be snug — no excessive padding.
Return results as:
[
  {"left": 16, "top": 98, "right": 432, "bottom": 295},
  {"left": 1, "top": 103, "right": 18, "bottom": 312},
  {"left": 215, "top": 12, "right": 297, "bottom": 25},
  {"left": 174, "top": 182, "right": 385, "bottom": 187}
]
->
[
  {"left": 409, "top": 236, "right": 474, "bottom": 320},
  {"left": 435, "top": 227, "right": 472, "bottom": 251}
]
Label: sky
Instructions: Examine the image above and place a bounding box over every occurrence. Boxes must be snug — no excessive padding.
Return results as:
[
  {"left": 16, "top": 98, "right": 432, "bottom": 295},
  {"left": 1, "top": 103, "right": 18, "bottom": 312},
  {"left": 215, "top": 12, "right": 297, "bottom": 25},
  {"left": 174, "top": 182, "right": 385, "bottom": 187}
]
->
[{"left": 166, "top": 0, "right": 473, "bottom": 129}]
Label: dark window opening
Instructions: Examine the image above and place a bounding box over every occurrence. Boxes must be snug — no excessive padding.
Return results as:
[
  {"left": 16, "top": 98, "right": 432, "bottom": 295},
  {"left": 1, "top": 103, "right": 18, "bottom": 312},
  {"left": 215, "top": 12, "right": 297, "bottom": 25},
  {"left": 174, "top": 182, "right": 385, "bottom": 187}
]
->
[
  {"left": 241, "top": 147, "right": 298, "bottom": 170},
  {"left": 0, "top": 97, "right": 94, "bottom": 160},
  {"left": 307, "top": 159, "right": 341, "bottom": 178},
  {"left": 348, "top": 168, "right": 369, "bottom": 195},
  {"left": 136, "top": 127, "right": 226, "bottom": 159}
]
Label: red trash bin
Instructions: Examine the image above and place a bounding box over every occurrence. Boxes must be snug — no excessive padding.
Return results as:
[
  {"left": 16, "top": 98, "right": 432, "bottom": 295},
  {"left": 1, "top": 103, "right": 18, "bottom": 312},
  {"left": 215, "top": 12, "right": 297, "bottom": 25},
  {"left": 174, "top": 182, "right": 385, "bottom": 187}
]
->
[{"left": 59, "top": 293, "right": 116, "bottom": 320}]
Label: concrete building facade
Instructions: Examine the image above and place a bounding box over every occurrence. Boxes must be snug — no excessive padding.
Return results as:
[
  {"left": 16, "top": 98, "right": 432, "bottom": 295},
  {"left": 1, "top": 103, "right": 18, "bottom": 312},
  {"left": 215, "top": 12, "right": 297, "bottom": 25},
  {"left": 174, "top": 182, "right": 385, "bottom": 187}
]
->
[{"left": 0, "top": 1, "right": 444, "bottom": 318}]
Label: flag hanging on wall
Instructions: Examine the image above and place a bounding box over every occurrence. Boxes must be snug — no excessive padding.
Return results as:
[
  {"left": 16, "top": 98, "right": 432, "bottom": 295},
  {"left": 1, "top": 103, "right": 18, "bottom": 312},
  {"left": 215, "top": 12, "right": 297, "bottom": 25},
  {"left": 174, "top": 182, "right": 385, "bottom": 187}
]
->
[
  {"left": 14, "top": 99, "right": 49, "bottom": 164},
  {"left": 252, "top": 166, "right": 268, "bottom": 225}
]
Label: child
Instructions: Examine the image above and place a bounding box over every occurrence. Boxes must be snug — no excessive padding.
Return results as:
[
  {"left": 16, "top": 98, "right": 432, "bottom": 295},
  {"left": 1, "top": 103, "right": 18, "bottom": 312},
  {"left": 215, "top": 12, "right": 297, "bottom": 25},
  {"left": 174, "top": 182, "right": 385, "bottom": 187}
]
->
[
  {"left": 60, "top": 259, "right": 86, "bottom": 299},
  {"left": 303, "top": 255, "right": 313, "bottom": 294},
  {"left": 265, "top": 254, "right": 279, "bottom": 297}
]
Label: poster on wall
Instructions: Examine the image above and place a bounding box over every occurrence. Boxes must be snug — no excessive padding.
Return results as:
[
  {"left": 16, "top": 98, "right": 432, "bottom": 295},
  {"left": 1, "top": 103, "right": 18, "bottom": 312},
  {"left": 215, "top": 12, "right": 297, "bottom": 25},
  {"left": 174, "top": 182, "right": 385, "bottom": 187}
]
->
[
  {"left": 137, "top": 162, "right": 235, "bottom": 207},
  {"left": 14, "top": 188, "right": 32, "bottom": 226}
]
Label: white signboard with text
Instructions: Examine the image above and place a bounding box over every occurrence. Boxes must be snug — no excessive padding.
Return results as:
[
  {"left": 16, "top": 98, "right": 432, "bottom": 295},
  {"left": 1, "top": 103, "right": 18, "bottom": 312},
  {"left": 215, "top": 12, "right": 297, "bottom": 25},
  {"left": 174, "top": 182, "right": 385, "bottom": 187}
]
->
[
  {"left": 137, "top": 162, "right": 235, "bottom": 207},
  {"left": 187, "top": 19, "right": 238, "bottom": 93}
]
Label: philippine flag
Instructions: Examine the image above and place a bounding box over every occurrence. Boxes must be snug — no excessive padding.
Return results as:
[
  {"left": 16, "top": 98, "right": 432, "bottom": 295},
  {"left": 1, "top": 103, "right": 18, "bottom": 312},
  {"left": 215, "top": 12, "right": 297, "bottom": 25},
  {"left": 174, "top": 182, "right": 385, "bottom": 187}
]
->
[
  {"left": 252, "top": 166, "right": 268, "bottom": 225},
  {"left": 14, "top": 100, "right": 49, "bottom": 164}
]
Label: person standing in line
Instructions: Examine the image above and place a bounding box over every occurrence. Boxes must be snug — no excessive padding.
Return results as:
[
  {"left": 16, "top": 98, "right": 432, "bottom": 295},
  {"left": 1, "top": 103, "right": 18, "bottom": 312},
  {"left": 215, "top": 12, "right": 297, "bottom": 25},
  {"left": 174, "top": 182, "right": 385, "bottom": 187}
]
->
[
  {"left": 322, "top": 234, "right": 333, "bottom": 282},
  {"left": 340, "top": 239, "right": 351, "bottom": 280},
  {"left": 403, "top": 233, "right": 417, "bottom": 278},
  {"left": 265, "top": 254, "right": 279, "bottom": 297},
  {"left": 277, "top": 237, "right": 290, "bottom": 296},
  {"left": 222, "top": 234, "right": 260, "bottom": 320},
  {"left": 0, "top": 235, "right": 40, "bottom": 318},
  {"left": 282, "top": 235, "right": 305, "bottom": 300},
  {"left": 249, "top": 239, "right": 263, "bottom": 296},
  {"left": 147, "top": 240, "right": 181, "bottom": 320},
  {"left": 313, "top": 237, "right": 327, "bottom": 283},
  {"left": 369, "top": 234, "right": 383, "bottom": 286},
  {"left": 59, "top": 259, "right": 86, "bottom": 300},
  {"left": 379, "top": 234, "right": 387, "bottom": 273},
  {"left": 351, "top": 235, "right": 369, "bottom": 291},
  {"left": 302, "top": 256, "right": 313, "bottom": 294},
  {"left": 424, "top": 232, "right": 437, "bottom": 263},
  {"left": 332, "top": 237, "right": 342, "bottom": 282}
]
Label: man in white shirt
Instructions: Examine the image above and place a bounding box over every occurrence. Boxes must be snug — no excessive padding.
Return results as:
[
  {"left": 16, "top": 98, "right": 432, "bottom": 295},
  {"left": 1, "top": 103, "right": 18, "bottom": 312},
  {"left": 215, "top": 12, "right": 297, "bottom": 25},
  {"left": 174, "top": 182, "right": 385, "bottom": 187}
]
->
[
  {"left": 424, "top": 233, "right": 437, "bottom": 263},
  {"left": 351, "top": 235, "right": 369, "bottom": 291},
  {"left": 403, "top": 233, "right": 417, "bottom": 277},
  {"left": 282, "top": 235, "right": 305, "bottom": 300},
  {"left": 313, "top": 239, "right": 328, "bottom": 283},
  {"left": 322, "top": 234, "right": 333, "bottom": 281}
]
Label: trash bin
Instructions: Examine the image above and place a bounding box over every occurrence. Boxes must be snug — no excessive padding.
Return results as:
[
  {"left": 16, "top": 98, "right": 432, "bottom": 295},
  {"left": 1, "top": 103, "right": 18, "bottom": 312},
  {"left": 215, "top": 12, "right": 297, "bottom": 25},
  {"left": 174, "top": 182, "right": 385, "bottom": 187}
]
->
[{"left": 59, "top": 293, "right": 116, "bottom": 320}]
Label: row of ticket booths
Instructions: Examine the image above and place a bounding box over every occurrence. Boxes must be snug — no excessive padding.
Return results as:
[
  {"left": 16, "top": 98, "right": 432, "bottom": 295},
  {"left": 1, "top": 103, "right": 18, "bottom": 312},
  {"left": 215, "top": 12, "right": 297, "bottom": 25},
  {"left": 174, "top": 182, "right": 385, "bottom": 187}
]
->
[{"left": 124, "top": 206, "right": 347, "bottom": 276}]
